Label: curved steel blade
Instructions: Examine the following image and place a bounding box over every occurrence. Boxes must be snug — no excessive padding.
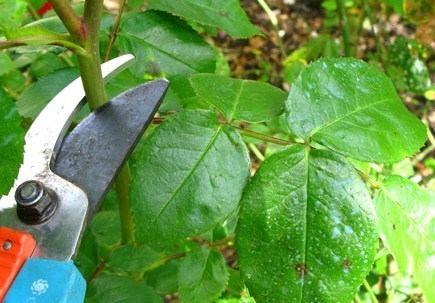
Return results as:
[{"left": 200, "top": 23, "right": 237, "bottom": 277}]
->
[
  {"left": 0, "top": 55, "right": 134, "bottom": 261},
  {"left": 53, "top": 79, "right": 169, "bottom": 222}
]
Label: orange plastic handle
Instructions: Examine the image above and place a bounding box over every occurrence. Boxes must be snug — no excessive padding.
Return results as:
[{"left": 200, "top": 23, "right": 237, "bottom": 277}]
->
[{"left": 0, "top": 226, "right": 36, "bottom": 301}]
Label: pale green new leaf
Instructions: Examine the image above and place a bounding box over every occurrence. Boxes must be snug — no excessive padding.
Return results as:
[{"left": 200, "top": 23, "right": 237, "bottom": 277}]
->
[
  {"left": 119, "top": 11, "right": 216, "bottom": 97},
  {"left": 190, "top": 74, "right": 286, "bottom": 123},
  {"left": 131, "top": 110, "right": 250, "bottom": 243},
  {"left": 0, "top": 52, "right": 13, "bottom": 76},
  {"left": 374, "top": 175, "right": 435, "bottom": 301},
  {"left": 286, "top": 58, "right": 427, "bottom": 163},
  {"left": 86, "top": 275, "right": 161, "bottom": 303},
  {"left": 148, "top": 0, "right": 261, "bottom": 38},
  {"left": 179, "top": 247, "right": 228, "bottom": 303},
  {"left": 0, "top": 88, "right": 24, "bottom": 196},
  {"left": 237, "top": 145, "right": 378, "bottom": 302}
]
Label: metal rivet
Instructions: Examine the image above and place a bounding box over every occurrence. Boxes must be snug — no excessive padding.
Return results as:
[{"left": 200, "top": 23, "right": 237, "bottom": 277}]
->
[
  {"left": 3, "top": 240, "right": 12, "bottom": 250},
  {"left": 15, "top": 181, "right": 43, "bottom": 206}
]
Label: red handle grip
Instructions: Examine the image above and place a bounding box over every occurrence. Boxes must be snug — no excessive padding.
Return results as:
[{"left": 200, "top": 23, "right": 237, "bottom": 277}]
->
[{"left": 0, "top": 226, "right": 36, "bottom": 301}]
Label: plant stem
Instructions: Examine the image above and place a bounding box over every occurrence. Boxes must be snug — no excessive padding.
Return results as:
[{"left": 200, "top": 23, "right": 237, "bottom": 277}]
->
[
  {"left": 256, "top": 0, "right": 287, "bottom": 57},
  {"left": 230, "top": 124, "right": 295, "bottom": 146},
  {"left": 104, "top": 0, "right": 127, "bottom": 62},
  {"left": 363, "top": 279, "right": 379, "bottom": 303},
  {"left": 362, "top": 0, "right": 387, "bottom": 69},
  {"left": 356, "top": 168, "right": 381, "bottom": 189},
  {"left": 335, "top": 0, "right": 353, "bottom": 56},
  {"left": 26, "top": 1, "right": 40, "bottom": 20},
  {"left": 52, "top": 0, "right": 135, "bottom": 243},
  {"left": 48, "top": 0, "right": 84, "bottom": 39},
  {"left": 114, "top": 165, "right": 135, "bottom": 243},
  {"left": 248, "top": 143, "right": 265, "bottom": 161}
]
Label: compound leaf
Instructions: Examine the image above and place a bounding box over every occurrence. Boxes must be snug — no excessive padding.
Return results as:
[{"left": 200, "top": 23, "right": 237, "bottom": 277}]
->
[
  {"left": 131, "top": 110, "right": 250, "bottom": 243},
  {"left": 190, "top": 74, "right": 286, "bottom": 123},
  {"left": 0, "top": 88, "right": 24, "bottom": 196},
  {"left": 179, "top": 247, "right": 228, "bottom": 303},
  {"left": 148, "top": 0, "right": 261, "bottom": 38},
  {"left": 286, "top": 58, "right": 427, "bottom": 163},
  {"left": 374, "top": 175, "right": 435, "bottom": 301},
  {"left": 237, "top": 145, "right": 378, "bottom": 302}
]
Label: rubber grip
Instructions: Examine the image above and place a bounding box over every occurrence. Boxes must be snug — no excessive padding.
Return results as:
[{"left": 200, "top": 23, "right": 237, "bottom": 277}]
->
[
  {"left": 4, "top": 258, "right": 86, "bottom": 303},
  {"left": 0, "top": 226, "right": 36, "bottom": 301}
]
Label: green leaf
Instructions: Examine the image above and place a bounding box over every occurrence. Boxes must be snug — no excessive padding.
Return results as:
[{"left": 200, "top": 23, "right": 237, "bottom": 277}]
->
[
  {"left": 179, "top": 247, "right": 228, "bottom": 303},
  {"left": 0, "top": 88, "right": 24, "bottom": 196},
  {"left": 86, "top": 275, "right": 162, "bottom": 303},
  {"left": 29, "top": 52, "right": 68, "bottom": 79},
  {"left": 16, "top": 67, "right": 79, "bottom": 118},
  {"left": 0, "top": 68, "right": 26, "bottom": 93},
  {"left": 131, "top": 110, "right": 250, "bottom": 243},
  {"left": 190, "top": 74, "right": 286, "bottom": 123},
  {"left": 286, "top": 58, "right": 427, "bottom": 163},
  {"left": 0, "top": 0, "right": 27, "bottom": 34},
  {"left": 88, "top": 211, "right": 121, "bottom": 258},
  {"left": 0, "top": 52, "right": 13, "bottom": 76},
  {"left": 119, "top": 11, "right": 217, "bottom": 98},
  {"left": 75, "top": 231, "right": 99, "bottom": 280},
  {"left": 148, "top": 0, "right": 261, "bottom": 38},
  {"left": 144, "top": 260, "right": 180, "bottom": 295},
  {"left": 107, "top": 244, "right": 163, "bottom": 274},
  {"left": 236, "top": 145, "right": 378, "bottom": 303},
  {"left": 374, "top": 175, "right": 435, "bottom": 301}
]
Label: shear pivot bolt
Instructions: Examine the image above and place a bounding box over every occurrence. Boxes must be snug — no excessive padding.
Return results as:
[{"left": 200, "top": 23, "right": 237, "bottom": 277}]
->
[
  {"left": 15, "top": 181, "right": 58, "bottom": 224},
  {"left": 2, "top": 240, "right": 12, "bottom": 250}
]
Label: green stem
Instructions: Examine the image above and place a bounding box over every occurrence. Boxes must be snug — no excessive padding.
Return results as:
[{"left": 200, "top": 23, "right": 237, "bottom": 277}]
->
[
  {"left": 230, "top": 124, "right": 295, "bottom": 146},
  {"left": 114, "top": 165, "right": 135, "bottom": 243},
  {"left": 248, "top": 143, "right": 265, "bottom": 161},
  {"left": 256, "top": 0, "right": 287, "bottom": 57},
  {"left": 356, "top": 168, "right": 381, "bottom": 189},
  {"left": 363, "top": 279, "right": 379, "bottom": 303},
  {"left": 53, "top": 0, "right": 135, "bottom": 243},
  {"left": 26, "top": 1, "right": 40, "bottom": 20},
  {"left": 48, "top": 0, "right": 83, "bottom": 39},
  {"left": 335, "top": 0, "right": 353, "bottom": 56},
  {"left": 104, "top": 0, "right": 127, "bottom": 62}
]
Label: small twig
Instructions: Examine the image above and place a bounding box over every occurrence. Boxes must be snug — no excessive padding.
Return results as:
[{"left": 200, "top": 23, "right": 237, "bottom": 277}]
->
[
  {"left": 363, "top": 279, "right": 379, "bottom": 303},
  {"left": 58, "top": 52, "right": 75, "bottom": 67},
  {"left": 104, "top": 0, "right": 127, "bottom": 62},
  {"left": 249, "top": 143, "right": 265, "bottom": 161},
  {"left": 233, "top": 125, "right": 295, "bottom": 146},
  {"left": 256, "top": 0, "right": 287, "bottom": 57},
  {"left": 26, "top": 1, "right": 41, "bottom": 20},
  {"left": 88, "top": 261, "right": 106, "bottom": 283},
  {"left": 356, "top": 167, "right": 382, "bottom": 189}
]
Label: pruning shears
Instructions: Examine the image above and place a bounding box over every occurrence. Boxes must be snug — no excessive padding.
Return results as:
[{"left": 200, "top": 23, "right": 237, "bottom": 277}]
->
[{"left": 0, "top": 55, "right": 169, "bottom": 302}]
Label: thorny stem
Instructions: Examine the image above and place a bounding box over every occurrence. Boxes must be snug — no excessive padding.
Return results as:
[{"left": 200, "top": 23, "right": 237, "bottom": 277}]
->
[
  {"left": 104, "top": 0, "right": 128, "bottom": 62},
  {"left": 363, "top": 279, "right": 379, "bottom": 303},
  {"left": 256, "top": 0, "right": 287, "bottom": 57},
  {"left": 335, "top": 0, "right": 353, "bottom": 57},
  {"left": 51, "top": 0, "right": 135, "bottom": 243}
]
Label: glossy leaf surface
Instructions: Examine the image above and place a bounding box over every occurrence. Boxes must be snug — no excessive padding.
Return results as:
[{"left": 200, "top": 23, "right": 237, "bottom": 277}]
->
[
  {"left": 131, "top": 110, "right": 250, "bottom": 243},
  {"left": 190, "top": 74, "right": 286, "bottom": 123},
  {"left": 118, "top": 11, "right": 216, "bottom": 97},
  {"left": 374, "top": 175, "right": 435, "bottom": 301},
  {"left": 86, "top": 275, "right": 161, "bottom": 303},
  {"left": 148, "top": 0, "right": 261, "bottom": 38},
  {"left": 286, "top": 58, "right": 427, "bottom": 163},
  {"left": 179, "top": 247, "right": 228, "bottom": 303},
  {"left": 237, "top": 145, "right": 378, "bottom": 302},
  {"left": 0, "top": 88, "right": 24, "bottom": 196}
]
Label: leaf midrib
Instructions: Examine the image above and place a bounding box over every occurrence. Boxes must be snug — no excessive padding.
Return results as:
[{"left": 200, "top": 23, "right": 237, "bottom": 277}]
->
[
  {"left": 152, "top": 126, "right": 223, "bottom": 223},
  {"left": 228, "top": 80, "right": 245, "bottom": 122},
  {"left": 309, "top": 98, "right": 393, "bottom": 138}
]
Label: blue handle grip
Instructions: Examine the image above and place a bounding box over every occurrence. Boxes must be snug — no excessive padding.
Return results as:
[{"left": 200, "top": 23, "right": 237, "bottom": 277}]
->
[{"left": 4, "top": 258, "right": 86, "bottom": 303}]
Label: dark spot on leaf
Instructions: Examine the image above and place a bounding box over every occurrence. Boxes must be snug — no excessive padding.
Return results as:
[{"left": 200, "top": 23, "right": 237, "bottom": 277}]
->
[
  {"left": 393, "top": 224, "right": 396, "bottom": 230},
  {"left": 295, "top": 263, "right": 308, "bottom": 278},
  {"left": 340, "top": 258, "right": 352, "bottom": 271},
  {"left": 219, "top": 11, "right": 228, "bottom": 17}
]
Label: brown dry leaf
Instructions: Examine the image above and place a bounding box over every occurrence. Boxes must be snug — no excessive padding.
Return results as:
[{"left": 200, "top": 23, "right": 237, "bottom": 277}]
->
[
  {"left": 416, "top": 14, "right": 435, "bottom": 49},
  {"left": 404, "top": 0, "right": 435, "bottom": 23}
]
